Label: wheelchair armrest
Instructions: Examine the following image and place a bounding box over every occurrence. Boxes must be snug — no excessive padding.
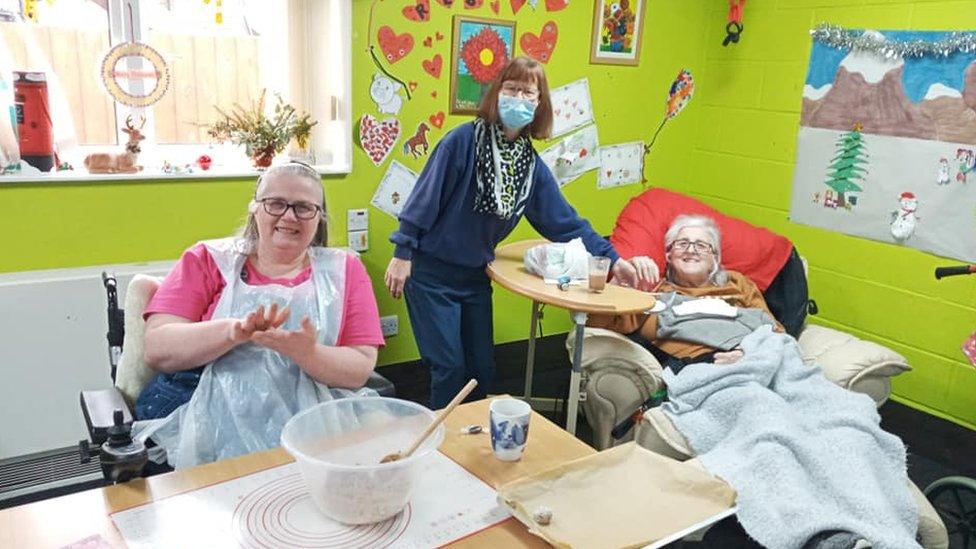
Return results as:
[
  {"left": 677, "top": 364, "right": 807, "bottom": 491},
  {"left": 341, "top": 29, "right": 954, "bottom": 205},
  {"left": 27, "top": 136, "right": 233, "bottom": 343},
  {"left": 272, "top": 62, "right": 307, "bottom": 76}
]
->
[
  {"left": 365, "top": 371, "right": 396, "bottom": 397},
  {"left": 80, "top": 388, "right": 134, "bottom": 446}
]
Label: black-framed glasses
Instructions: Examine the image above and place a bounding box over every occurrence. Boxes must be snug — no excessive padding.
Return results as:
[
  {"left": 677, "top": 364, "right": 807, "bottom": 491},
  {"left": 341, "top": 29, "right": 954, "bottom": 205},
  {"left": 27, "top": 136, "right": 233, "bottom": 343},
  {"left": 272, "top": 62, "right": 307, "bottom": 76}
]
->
[
  {"left": 257, "top": 198, "right": 322, "bottom": 220},
  {"left": 668, "top": 239, "right": 715, "bottom": 254},
  {"left": 500, "top": 81, "right": 539, "bottom": 101}
]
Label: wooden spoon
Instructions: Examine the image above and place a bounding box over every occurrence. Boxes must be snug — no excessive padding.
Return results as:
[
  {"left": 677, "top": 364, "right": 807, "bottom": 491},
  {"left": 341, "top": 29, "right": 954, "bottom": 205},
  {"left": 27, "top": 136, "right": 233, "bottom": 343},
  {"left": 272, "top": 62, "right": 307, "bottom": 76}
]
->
[{"left": 380, "top": 379, "right": 478, "bottom": 463}]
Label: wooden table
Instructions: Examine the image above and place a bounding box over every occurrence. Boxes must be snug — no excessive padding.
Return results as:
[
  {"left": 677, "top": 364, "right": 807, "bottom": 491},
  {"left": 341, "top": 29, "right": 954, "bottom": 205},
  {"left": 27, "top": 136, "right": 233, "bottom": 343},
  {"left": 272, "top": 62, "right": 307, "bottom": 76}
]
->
[
  {"left": 0, "top": 398, "right": 594, "bottom": 548},
  {"left": 487, "top": 239, "right": 656, "bottom": 434}
]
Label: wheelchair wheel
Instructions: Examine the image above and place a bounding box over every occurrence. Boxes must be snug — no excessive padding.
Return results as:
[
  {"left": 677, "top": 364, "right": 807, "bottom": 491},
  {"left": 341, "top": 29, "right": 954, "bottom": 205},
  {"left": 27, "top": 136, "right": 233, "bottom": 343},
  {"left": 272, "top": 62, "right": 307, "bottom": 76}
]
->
[{"left": 924, "top": 476, "right": 976, "bottom": 548}]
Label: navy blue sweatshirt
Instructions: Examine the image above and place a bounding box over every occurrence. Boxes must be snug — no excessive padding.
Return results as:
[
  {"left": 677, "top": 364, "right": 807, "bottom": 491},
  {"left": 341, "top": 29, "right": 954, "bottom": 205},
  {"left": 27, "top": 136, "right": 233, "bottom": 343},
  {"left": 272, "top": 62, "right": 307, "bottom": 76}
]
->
[{"left": 390, "top": 122, "right": 619, "bottom": 268}]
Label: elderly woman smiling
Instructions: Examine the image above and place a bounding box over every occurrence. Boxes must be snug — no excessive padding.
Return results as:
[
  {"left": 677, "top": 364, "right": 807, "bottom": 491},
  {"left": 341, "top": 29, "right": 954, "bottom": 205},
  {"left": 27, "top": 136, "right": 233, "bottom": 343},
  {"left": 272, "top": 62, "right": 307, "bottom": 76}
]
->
[
  {"left": 590, "top": 214, "right": 783, "bottom": 370},
  {"left": 135, "top": 162, "right": 384, "bottom": 468}
]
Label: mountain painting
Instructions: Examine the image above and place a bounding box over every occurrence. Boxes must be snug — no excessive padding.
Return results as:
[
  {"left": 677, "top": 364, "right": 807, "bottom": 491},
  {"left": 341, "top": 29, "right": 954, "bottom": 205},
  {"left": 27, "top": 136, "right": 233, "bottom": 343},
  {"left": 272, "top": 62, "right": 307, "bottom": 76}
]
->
[{"left": 790, "top": 29, "right": 976, "bottom": 263}]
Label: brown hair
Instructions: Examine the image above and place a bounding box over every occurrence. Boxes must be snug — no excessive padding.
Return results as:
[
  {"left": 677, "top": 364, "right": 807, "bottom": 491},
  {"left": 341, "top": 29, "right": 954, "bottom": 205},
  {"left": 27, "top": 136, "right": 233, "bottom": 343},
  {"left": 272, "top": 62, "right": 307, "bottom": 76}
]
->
[
  {"left": 240, "top": 162, "right": 328, "bottom": 249},
  {"left": 477, "top": 56, "right": 553, "bottom": 140}
]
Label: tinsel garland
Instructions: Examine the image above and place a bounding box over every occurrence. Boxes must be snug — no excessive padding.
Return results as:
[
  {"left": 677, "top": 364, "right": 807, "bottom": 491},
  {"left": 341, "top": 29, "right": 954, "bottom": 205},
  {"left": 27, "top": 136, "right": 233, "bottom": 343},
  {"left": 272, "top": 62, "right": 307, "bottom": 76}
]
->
[{"left": 811, "top": 23, "right": 976, "bottom": 58}]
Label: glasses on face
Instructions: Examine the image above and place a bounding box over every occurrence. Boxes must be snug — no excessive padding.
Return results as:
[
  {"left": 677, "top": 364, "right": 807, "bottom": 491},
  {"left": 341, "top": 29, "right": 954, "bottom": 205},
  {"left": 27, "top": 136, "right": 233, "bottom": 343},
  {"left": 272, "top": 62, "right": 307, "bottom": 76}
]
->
[
  {"left": 668, "top": 239, "right": 715, "bottom": 254},
  {"left": 257, "top": 197, "right": 322, "bottom": 220},
  {"left": 500, "top": 81, "right": 539, "bottom": 101}
]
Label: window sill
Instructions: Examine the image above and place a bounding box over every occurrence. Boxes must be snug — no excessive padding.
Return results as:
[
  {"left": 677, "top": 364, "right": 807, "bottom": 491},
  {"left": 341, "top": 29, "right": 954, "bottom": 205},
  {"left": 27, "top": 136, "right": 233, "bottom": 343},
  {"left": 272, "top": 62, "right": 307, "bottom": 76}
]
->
[{"left": 0, "top": 162, "right": 352, "bottom": 184}]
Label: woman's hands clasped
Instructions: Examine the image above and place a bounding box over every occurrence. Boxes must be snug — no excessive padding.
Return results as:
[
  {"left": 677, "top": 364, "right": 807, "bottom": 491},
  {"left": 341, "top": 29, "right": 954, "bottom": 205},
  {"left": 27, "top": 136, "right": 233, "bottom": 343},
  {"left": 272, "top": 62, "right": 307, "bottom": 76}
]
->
[{"left": 229, "top": 303, "right": 318, "bottom": 364}]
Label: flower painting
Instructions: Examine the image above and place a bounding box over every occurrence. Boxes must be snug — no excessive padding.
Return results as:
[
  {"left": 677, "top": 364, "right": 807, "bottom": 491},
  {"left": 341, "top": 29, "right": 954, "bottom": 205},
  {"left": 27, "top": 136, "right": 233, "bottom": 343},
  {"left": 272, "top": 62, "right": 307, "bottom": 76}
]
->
[
  {"left": 450, "top": 16, "right": 516, "bottom": 114},
  {"left": 590, "top": 0, "right": 647, "bottom": 66}
]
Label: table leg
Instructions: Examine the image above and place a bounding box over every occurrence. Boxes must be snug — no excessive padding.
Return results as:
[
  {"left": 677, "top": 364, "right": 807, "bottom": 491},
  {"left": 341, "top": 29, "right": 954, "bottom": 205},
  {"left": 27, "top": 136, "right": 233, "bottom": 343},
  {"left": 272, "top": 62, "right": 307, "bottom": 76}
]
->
[
  {"left": 567, "top": 311, "right": 587, "bottom": 435},
  {"left": 524, "top": 301, "right": 540, "bottom": 400}
]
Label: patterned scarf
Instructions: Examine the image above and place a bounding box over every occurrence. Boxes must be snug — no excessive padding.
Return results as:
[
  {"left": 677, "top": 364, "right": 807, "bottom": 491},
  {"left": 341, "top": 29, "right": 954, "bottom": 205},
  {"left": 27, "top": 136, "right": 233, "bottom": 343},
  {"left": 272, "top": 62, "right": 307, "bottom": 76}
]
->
[{"left": 472, "top": 118, "right": 535, "bottom": 220}]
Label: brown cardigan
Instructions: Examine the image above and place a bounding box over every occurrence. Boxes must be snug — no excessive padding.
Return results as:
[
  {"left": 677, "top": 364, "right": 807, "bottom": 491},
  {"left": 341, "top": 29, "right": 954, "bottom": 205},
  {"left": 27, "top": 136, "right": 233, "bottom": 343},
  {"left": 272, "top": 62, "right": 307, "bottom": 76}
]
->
[{"left": 587, "top": 270, "right": 783, "bottom": 359}]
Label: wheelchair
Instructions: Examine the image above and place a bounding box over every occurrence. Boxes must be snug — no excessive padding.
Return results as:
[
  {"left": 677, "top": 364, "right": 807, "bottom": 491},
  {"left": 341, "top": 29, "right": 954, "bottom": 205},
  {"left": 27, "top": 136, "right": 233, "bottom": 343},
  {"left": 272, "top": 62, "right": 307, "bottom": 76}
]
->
[
  {"left": 923, "top": 264, "right": 976, "bottom": 549},
  {"left": 78, "top": 272, "right": 396, "bottom": 484}
]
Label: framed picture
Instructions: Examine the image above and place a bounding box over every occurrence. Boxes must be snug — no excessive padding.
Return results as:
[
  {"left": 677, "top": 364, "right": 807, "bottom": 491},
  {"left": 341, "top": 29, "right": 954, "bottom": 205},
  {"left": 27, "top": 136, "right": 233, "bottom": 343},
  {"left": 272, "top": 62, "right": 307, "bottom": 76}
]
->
[
  {"left": 590, "top": 0, "right": 647, "bottom": 66},
  {"left": 450, "top": 16, "right": 516, "bottom": 115}
]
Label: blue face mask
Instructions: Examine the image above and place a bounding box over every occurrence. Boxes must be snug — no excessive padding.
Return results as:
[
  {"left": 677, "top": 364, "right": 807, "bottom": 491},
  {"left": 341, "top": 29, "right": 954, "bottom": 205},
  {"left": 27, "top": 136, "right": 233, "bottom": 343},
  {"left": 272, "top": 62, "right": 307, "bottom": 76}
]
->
[{"left": 498, "top": 95, "right": 537, "bottom": 130}]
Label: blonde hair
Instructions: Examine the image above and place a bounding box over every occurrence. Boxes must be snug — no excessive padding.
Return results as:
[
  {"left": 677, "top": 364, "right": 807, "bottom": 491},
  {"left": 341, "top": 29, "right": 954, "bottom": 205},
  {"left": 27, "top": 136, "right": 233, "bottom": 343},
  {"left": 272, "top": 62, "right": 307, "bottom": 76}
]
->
[
  {"left": 240, "top": 163, "right": 327, "bottom": 250},
  {"left": 664, "top": 214, "right": 728, "bottom": 285}
]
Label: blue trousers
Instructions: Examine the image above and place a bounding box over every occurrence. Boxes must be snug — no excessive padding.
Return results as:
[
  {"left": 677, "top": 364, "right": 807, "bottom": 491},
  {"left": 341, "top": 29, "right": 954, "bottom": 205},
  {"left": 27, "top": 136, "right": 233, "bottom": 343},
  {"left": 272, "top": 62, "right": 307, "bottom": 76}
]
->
[{"left": 405, "top": 253, "right": 493, "bottom": 409}]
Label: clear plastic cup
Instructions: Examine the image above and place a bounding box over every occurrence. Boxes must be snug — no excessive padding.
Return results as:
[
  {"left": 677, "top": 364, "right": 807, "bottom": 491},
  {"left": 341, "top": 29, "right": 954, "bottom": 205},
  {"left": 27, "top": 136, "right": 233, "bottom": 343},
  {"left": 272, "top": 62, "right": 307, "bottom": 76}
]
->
[
  {"left": 280, "top": 397, "right": 444, "bottom": 524},
  {"left": 589, "top": 256, "right": 611, "bottom": 293}
]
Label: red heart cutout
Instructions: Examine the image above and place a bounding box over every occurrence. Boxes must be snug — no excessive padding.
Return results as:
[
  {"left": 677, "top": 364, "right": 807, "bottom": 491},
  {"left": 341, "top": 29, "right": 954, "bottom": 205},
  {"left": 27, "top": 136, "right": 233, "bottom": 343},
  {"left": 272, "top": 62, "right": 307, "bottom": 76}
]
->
[
  {"left": 436, "top": 31, "right": 444, "bottom": 40},
  {"left": 408, "top": 81, "right": 418, "bottom": 91},
  {"left": 402, "top": 0, "right": 431, "bottom": 21},
  {"left": 422, "top": 54, "right": 443, "bottom": 78},
  {"left": 490, "top": 0, "right": 500, "bottom": 13},
  {"left": 545, "top": 0, "right": 567, "bottom": 11},
  {"left": 579, "top": 148, "right": 588, "bottom": 157},
  {"left": 510, "top": 0, "right": 526, "bottom": 14},
  {"left": 519, "top": 21, "right": 558, "bottom": 64},
  {"left": 359, "top": 114, "right": 401, "bottom": 165},
  {"left": 423, "top": 36, "right": 433, "bottom": 47},
  {"left": 429, "top": 111, "right": 445, "bottom": 129},
  {"left": 378, "top": 26, "right": 414, "bottom": 64},
  {"left": 431, "top": 90, "right": 438, "bottom": 98},
  {"left": 463, "top": 0, "right": 483, "bottom": 8}
]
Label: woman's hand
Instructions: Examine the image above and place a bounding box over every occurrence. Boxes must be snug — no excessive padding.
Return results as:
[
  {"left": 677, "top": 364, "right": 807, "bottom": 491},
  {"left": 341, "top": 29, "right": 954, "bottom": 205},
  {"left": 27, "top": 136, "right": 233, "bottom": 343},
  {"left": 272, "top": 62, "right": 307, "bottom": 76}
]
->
[
  {"left": 629, "top": 256, "right": 661, "bottom": 290},
  {"left": 385, "top": 258, "right": 412, "bottom": 299},
  {"left": 713, "top": 349, "right": 744, "bottom": 364},
  {"left": 610, "top": 258, "right": 640, "bottom": 288},
  {"left": 229, "top": 304, "right": 290, "bottom": 344},
  {"left": 251, "top": 315, "right": 319, "bottom": 365}
]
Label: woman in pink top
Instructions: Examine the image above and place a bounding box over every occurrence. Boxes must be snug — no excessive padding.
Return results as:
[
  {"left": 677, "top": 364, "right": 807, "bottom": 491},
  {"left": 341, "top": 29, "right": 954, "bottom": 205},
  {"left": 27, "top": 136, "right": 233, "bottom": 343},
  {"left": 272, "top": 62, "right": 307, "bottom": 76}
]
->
[{"left": 135, "top": 163, "right": 384, "bottom": 466}]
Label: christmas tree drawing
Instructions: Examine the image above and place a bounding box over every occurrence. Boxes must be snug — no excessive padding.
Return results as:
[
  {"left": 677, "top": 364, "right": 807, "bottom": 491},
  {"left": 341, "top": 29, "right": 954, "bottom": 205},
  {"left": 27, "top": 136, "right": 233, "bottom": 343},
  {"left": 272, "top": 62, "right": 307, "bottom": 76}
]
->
[{"left": 823, "top": 122, "right": 868, "bottom": 209}]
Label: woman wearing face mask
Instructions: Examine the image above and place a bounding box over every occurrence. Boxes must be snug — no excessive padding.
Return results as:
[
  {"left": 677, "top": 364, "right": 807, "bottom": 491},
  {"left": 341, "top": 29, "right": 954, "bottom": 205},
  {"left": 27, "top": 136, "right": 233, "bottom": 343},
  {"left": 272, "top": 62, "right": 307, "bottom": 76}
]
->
[{"left": 384, "top": 56, "right": 648, "bottom": 408}]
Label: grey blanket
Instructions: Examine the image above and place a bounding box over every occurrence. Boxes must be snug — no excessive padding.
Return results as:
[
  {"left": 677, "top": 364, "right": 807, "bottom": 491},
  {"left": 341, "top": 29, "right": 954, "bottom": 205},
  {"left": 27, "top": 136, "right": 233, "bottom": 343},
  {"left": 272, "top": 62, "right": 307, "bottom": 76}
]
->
[{"left": 662, "top": 326, "right": 919, "bottom": 549}]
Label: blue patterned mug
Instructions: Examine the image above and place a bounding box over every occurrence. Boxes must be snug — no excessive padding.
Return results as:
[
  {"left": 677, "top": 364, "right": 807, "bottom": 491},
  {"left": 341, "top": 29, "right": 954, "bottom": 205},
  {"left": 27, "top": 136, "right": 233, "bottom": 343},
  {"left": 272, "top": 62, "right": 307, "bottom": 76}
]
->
[{"left": 489, "top": 398, "right": 531, "bottom": 461}]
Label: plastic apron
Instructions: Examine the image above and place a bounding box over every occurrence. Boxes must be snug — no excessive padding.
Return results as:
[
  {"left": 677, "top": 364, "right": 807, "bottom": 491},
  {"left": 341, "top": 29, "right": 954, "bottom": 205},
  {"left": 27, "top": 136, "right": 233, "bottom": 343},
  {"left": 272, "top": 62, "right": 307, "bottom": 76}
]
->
[{"left": 136, "top": 238, "right": 374, "bottom": 469}]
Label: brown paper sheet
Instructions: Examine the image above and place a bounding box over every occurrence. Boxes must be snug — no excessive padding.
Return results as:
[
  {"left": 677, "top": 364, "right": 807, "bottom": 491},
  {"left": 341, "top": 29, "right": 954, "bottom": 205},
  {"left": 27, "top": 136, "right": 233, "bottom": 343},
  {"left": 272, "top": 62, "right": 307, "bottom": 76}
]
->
[{"left": 497, "top": 442, "right": 737, "bottom": 549}]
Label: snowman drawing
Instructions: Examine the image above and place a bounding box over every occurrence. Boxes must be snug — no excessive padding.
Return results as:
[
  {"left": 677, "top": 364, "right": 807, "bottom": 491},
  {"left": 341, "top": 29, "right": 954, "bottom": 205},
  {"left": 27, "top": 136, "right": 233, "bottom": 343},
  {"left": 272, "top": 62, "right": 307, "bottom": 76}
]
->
[
  {"left": 889, "top": 191, "right": 919, "bottom": 241},
  {"left": 369, "top": 74, "right": 403, "bottom": 115}
]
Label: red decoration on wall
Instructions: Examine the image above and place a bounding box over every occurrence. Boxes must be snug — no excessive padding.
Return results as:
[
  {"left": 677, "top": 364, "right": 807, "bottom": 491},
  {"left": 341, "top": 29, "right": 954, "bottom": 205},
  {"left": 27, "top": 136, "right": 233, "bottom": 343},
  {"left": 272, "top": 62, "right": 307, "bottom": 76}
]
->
[
  {"left": 402, "top": 0, "right": 431, "bottom": 21},
  {"left": 429, "top": 111, "right": 445, "bottom": 129},
  {"left": 422, "top": 54, "right": 443, "bottom": 78},
  {"left": 510, "top": 0, "right": 526, "bottom": 14},
  {"left": 423, "top": 36, "right": 433, "bottom": 47},
  {"left": 434, "top": 0, "right": 455, "bottom": 6},
  {"left": 378, "top": 26, "right": 415, "bottom": 64},
  {"left": 463, "top": 0, "right": 484, "bottom": 8},
  {"left": 490, "top": 0, "right": 500, "bottom": 14},
  {"left": 544, "top": 0, "right": 567, "bottom": 11},
  {"left": 520, "top": 21, "right": 558, "bottom": 64}
]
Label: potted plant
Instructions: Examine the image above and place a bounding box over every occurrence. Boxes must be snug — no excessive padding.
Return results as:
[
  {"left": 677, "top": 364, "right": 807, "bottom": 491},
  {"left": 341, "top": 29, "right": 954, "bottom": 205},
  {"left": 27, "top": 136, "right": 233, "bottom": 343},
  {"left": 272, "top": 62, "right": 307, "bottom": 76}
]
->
[{"left": 207, "top": 89, "right": 317, "bottom": 168}]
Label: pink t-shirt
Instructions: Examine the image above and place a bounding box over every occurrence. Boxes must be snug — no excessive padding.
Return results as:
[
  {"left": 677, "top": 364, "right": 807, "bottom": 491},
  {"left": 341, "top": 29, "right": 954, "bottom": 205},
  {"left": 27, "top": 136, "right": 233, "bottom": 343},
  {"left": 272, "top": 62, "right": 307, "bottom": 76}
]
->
[{"left": 144, "top": 243, "right": 385, "bottom": 347}]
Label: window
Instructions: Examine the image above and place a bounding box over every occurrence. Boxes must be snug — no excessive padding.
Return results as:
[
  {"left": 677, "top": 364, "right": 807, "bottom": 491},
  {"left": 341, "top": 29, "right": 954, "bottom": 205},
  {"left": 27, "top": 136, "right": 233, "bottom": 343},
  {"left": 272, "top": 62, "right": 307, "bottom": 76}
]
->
[{"left": 0, "top": 0, "right": 351, "bottom": 176}]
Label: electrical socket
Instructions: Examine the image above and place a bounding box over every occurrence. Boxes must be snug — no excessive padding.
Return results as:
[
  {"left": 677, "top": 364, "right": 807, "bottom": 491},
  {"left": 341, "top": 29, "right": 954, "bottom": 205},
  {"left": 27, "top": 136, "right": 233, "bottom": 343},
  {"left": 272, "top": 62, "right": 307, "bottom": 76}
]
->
[{"left": 379, "top": 315, "right": 398, "bottom": 337}]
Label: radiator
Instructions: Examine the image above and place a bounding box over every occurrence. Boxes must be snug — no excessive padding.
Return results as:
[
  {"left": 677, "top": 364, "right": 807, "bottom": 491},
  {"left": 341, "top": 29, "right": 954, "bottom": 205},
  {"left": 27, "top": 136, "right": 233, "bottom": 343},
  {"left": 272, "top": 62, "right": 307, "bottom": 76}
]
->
[{"left": 0, "top": 260, "right": 173, "bottom": 469}]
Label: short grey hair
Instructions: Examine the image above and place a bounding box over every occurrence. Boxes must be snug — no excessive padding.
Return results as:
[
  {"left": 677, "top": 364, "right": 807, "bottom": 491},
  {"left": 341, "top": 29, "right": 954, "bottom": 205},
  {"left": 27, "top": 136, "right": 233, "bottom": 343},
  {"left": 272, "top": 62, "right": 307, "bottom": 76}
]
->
[
  {"left": 664, "top": 214, "right": 728, "bottom": 285},
  {"left": 240, "top": 163, "right": 327, "bottom": 251}
]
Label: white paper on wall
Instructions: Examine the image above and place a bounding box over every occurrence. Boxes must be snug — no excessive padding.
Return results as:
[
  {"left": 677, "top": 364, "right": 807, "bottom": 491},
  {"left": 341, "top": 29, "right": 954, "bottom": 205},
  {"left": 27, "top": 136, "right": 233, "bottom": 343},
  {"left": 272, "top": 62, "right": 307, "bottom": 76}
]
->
[
  {"left": 598, "top": 142, "right": 644, "bottom": 188},
  {"left": 550, "top": 78, "right": 595, "bottom": 138},
  {"left": 539, "top": 124, "right": 600, "bottom": 187},
  {"left": 371, "top": 160, "right": 419, "bottom": 219}
]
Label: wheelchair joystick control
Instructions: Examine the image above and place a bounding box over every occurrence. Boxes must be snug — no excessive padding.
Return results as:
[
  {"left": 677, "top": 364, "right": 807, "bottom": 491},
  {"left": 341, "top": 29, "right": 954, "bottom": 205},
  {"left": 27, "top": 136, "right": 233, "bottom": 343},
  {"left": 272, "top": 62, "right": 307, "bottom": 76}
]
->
[{"left": 99, "top": 408, "right": 148, "bottom": 483}]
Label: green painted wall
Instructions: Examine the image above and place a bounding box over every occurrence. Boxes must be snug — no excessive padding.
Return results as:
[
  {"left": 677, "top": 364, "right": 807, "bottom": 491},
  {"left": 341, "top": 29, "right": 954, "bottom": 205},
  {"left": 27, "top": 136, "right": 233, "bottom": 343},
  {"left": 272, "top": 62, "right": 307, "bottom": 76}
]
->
[
  {"left": 675, "top": 0, "right": 976, "bottom": 430},
  {"left": 2, "top": 0, "right": 974, "bottom": 430}
]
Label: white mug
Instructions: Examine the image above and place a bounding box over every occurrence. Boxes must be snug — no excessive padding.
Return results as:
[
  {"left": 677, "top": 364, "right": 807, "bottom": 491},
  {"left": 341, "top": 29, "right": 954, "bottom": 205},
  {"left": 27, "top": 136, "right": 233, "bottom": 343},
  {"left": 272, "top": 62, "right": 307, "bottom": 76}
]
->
[{"left": 489, "top": 398, "right": 531, "bottom": 461}]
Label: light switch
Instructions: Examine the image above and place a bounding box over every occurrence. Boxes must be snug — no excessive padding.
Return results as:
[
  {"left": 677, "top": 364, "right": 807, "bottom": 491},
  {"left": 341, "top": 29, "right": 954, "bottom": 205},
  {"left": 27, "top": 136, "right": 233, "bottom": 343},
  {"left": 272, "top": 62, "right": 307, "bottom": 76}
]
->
[
  {"left": 348, "top": 230, "right": 369, "bottom": 252},
  {"left": 347, "top": 209, "right": 368, "bottom": 232}
]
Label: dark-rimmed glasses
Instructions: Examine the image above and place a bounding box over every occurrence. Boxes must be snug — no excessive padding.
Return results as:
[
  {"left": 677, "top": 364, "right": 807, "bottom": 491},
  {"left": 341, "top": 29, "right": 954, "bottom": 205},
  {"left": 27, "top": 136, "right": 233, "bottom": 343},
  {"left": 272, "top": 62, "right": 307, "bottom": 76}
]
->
[
  {"left": 257, "top": 198, "right": 322, "bottom": 220},
  {"left": 500, "top": 81, "right": 539, "bottom": 101},
  {"left": 668, "top": 239, "right": 715, "bottom": 254}
]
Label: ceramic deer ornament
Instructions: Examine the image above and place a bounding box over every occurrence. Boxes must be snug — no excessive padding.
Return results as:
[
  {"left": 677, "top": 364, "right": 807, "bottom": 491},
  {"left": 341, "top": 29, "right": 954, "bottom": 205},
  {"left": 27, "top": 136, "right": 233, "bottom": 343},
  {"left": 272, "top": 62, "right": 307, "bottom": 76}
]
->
[{"left": 84, "top": 115, "right": 146, "bottom": 174}]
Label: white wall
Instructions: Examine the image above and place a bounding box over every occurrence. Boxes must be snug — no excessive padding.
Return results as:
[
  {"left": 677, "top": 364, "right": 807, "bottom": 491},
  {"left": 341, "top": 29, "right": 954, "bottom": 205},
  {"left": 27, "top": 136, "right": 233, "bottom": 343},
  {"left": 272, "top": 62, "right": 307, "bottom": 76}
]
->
[{"left": 0, "top": 261, "right": 172, "bottom": 460}]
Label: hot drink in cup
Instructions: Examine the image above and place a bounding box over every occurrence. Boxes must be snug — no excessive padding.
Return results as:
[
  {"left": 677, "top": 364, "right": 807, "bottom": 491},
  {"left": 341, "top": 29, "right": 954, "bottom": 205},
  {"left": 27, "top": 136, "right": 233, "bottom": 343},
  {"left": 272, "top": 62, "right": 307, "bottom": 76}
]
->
[{"left": 588, "top": 256, "right": 611, "bottom": 293}]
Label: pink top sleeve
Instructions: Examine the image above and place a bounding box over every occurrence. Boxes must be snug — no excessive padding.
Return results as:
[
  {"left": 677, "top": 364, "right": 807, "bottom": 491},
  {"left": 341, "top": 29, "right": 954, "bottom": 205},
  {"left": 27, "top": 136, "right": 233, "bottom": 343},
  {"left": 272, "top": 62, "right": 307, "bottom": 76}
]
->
[{"left": 145, "top": 244, "right": 385, "bottom": 348}]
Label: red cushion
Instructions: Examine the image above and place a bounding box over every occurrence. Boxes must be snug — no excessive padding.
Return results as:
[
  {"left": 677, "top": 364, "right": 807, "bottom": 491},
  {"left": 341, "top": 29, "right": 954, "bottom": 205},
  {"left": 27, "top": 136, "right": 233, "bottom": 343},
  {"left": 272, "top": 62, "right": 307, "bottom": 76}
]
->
[{"left": 610, "top": 188, "right": 794, "bottom": 291}]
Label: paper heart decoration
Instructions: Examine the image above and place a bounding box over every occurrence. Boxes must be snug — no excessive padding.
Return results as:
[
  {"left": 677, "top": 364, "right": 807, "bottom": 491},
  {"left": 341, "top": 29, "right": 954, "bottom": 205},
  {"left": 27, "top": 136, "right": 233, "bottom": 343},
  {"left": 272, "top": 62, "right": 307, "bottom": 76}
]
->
[
  {"left": 422, "top": 54, "right": 443, "bottom": 78},
  {"left": 378, "top": 26, "right": 414, "bottom": 64},
  {"left": 520, "top": 21, "right": 558, "bottom": 64},
  {"left": 510, "top": 0, "right": 526, "bottom": 13},
  {"left": 402, "top": 0, "right": 431, "bottom": 22},
  {"left": 463, "top": 0, "right": 484, "bottom": 8},
  {"left": 431, "top": 90, "right": 438, "bottom": 98},
  {"left": 436, "top": 31, "right": 444, "bottom": 40},
  {"left": 545, "top": 0, "right": 567, "bottom": 11},
  {"left": 408, "top": 81, "right": 418, "bottom": 91},
  {"left": 429, "top": 111, "right": 445, "bottom": 129},
  {"left": 359, "top": 114, "right": 401, "bottom": 166},
  {"left": 423, "top": 36, "right": 433, "bottom": 47},
  {"left": 490, "top": 0, "right": 500, "bottom": 13}
]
